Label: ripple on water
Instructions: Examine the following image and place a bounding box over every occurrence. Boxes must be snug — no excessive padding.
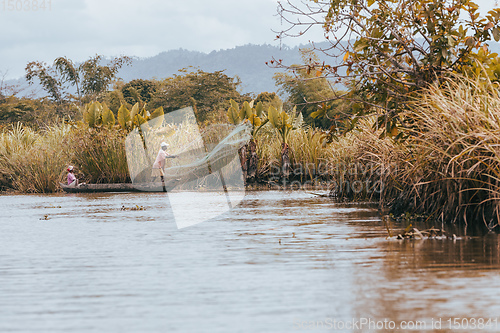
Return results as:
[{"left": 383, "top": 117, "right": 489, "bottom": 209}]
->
[{"left": 0, "top": 191, "right": 499, "bottom": 332}]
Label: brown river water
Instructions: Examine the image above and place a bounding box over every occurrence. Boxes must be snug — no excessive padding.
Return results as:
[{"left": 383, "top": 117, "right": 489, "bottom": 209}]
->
[{"left": 0, "top": 190, "right": 499, "bottom": 332}]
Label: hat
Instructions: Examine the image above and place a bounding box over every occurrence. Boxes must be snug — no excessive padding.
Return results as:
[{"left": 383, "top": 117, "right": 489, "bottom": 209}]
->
[
  {"left": 160, "top": 142, "right": 169, "bottom": 148},
  {"left": 67, "top": 166, "right": 74, "bottom": 172}
]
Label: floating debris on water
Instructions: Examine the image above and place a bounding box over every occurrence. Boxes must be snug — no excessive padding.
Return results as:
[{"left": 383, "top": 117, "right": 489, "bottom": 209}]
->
[
  {"left": 121, "top": 205, "right": 147, "bottom": 211},
  {"left": 392, "top": 226, "right": 460, "bottom": 240},
  {"left": 383, "top": 214, "right": 463, "bottom": 240}
]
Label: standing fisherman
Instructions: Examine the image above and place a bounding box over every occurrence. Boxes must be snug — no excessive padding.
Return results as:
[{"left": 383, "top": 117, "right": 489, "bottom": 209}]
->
[{"left": 151, "top": 142, "right": 177, "bottom": 191}]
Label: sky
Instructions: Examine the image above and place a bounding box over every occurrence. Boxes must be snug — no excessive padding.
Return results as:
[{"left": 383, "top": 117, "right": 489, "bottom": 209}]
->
[{"left": 0, "top": 0, "right": 498, "bottom": 80}]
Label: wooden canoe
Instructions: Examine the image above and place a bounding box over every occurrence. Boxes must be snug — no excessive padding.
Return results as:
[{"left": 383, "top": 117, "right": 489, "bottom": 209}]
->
[{"left": 59, "top": 180, "right": 178, "bottom": 193}]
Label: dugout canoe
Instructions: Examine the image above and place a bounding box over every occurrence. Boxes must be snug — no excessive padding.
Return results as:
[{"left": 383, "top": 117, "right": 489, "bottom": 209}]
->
[{"left": 59, "top": 180, "right": 178, "bottom": 193}]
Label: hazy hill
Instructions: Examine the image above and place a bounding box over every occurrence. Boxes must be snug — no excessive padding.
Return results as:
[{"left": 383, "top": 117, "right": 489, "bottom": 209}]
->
[
  {"left": 7, "top": 41, "right": 500, "bottom": 98},
  {"left": 7, "top": 43, "right": 317, "bottom": 97},
  {"left": 117, "top": 44, "right": 312, "bottom": 95},
  {"left": 115, "top": 40, "right": 500, "bottom": 95}
]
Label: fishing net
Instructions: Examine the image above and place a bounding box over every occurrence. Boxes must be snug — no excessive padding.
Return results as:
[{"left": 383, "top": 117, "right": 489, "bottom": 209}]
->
[{"left": 125, "top": 107, "right": 251, "bottom": 228}]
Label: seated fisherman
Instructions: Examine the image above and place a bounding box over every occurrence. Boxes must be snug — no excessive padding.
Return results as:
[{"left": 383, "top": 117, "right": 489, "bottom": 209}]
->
[{"left": 67, "top": 166, "right": 79, "bottom": 186}]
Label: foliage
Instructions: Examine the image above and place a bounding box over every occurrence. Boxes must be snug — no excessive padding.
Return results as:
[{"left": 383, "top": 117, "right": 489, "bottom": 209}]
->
[
  {"left": 26, "top": 55, "right": 131, "bottom": 103},
  {"left": 81, "top": 101, "right": 164, "bottom": 133},
  {"left": 0, "top": 123, "right": 72, "bottom": 192},
  {"left": 116, "top": 102, "right": 164, "bottom": 132},
  {"left": 276, "top": 0, "right": 500, "bottom": 137},
  {"left": 266, "top": 104, "right": 302, "bottom": 179},
  {"left": 267, "top": 104, "right": 299, "bottom": 145},
  {"left": 0, "top": 97, "right": 37, "bottom": 124},
  {"left": 121, "top": 79, "right": 157, "bottom": 106},
  {"left": 54, "top": 56, "right": 81, "bottom": 100},
  {"left": 0, "top": 121, "right": 132, "bottom": 191},
  {"left": 0, "top": 96, "right": 78, "bottom": 126},
  {"left": 254, "top": 92, "right": 283, "bottom": 110},
  {"left": 255, "top": 124, "right": 334, "bottom": 182},
  {"left": 227, "top": 99, "right": 268, "bottom": 136},
  {"left": 101, "top": 89, "right": 128, "bottom": 114},
  {"left": 78, "top": 55, "right": 131, "bottom": 101},
  {"left": 70, "top": 126, "right": 129, "bottom": 184},
  {"left": 396, "top": 74, "right": 500, "bottom": 229},
  {"left": 273, "top": 49, "right": 352, "bottom": 130},
  {"left": 25, "top": 61, "right": 63, "bottom": 102},
  {"left": 328, "top": 73, "right": 500, "bottom": 230},
  {"left": 149, "top": 69, "right": 247, "bottom": 124},
  {"left": 226, "top": 99, "right": 268, "bottom": 181},
  {"left": 82, "top": 101, "right": 116, "bottom": 129}
]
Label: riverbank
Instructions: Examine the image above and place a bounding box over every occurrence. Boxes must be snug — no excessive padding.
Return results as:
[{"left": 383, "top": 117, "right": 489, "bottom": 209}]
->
[{"left": 1, "top": 75, "right": 500, "bottom": 231}]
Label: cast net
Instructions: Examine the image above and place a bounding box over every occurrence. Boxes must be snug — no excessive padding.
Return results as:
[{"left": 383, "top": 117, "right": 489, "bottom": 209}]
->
[{"left": 125, "top": 107, "right": 251, "bottom": 228}]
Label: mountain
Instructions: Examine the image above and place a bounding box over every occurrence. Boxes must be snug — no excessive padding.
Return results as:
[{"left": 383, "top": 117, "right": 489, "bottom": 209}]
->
[
  {"left": 116, "top": 44, "right": 310, "bottom": 95},
  {"left": 6, "top": 43, "right": 316, "bottom": 98},
  {"left": 7, "top": 41, "right": 500, "bottom": 98}
]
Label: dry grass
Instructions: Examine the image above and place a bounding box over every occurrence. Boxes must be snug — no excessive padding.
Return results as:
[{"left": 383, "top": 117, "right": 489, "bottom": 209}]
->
[
  {"left": 0, "top": 123, "right": 72, "bottom": 192},
  {"left": 70, "top": 126, "right": 130, "bottom": 184},
  {"left": 327, "top": 74, "right": 500, "bottom": 230},
  {"left": 395, "top": 75, "right": 500, "bottom": 229},
  {"left": 255, "top": 121, "right": 335, "bottom": 182}
]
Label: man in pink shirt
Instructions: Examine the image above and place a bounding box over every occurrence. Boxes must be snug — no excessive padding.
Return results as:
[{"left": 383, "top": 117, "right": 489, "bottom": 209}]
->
[{"left": 151, "top": 142, "right": 177, "bottom": 190}]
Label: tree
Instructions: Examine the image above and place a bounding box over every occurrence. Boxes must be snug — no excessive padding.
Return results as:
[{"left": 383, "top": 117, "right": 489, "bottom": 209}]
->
[
  {"left": 121, "top": 79, "right": 157, "bottom": 106},
  {"left": 275, "top": 0, "right": 500, "bottom": 137},
  {"left": 54, "top": 57, "right": 81, "bottom": 100},
  {"left": 0, "top": 97, "right": 75, "bottom": 125},
  {"left": 79, "top": 55, "right": 131, "bottom": 101},
  {"left": 254, "top": 92, "right": 283, "bottom": 110},
  {"left": 25, "top": 61, "right": 63, "bottom": 103},
  {"left": 274, "top": 49, "right": 354, "bottom": 130},
  {"left": 26, "top": 55, "right": 131, "bottom": 104},
  {"left": 149, "top": 69, "right": 248, "bottom": 124}
]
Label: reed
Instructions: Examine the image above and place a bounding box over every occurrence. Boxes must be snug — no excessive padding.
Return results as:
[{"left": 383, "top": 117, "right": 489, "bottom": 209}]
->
[
  {"left": 0, "top": 123, "right": 72, "bottom": 193},
  {"left": 255, "top": 123, "right": 335, "bottom": 183},
  {"left": 328, "top": 74, "right": 500, "bottom": 229},
  {"left": 70, "top": 126, "right": 130, "bottom": 184},
  {"left": 395, "top": 75, "right": 500, "bottom": 229}
]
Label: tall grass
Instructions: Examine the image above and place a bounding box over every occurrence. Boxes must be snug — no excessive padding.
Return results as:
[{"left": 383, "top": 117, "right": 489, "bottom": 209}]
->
[
  {"left": 0, "top": 123, "right": 72, "bottom": 192},
  {"left": 396, "top": 75, "right": 500, "bottom": 229},
  {"left": 70, "top": 126, "right": 129, "bottom": 184},
  {"left": 3, "top": 71, "right": 499, "bottom": 233},
  {"left": 327, "top": 74, "right": 500, "bottom": 230},
  {"left": 255, "top": 123, "right": 335, "bottom": 182},
  {"left": 0, "top": 123, "right": 130, "bottom": 192}
]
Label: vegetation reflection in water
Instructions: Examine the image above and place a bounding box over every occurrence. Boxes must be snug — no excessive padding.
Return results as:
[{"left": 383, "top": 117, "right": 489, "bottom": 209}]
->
[{"left": 0, "top": 191, "right": 499, "bottom": 332}]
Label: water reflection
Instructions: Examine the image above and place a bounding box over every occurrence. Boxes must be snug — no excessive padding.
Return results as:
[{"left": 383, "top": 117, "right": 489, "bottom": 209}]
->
[
  {"left": 351, "top": 236, "right": 500, "bottom": 332},
  {"left": 0, "top": 191, "right": 499, "bottom": 332}
]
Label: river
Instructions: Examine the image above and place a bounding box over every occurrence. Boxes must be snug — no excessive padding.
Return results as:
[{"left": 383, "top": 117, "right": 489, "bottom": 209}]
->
[{"left": 0, "top": 191, "right": 499, "bottom": 332}]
